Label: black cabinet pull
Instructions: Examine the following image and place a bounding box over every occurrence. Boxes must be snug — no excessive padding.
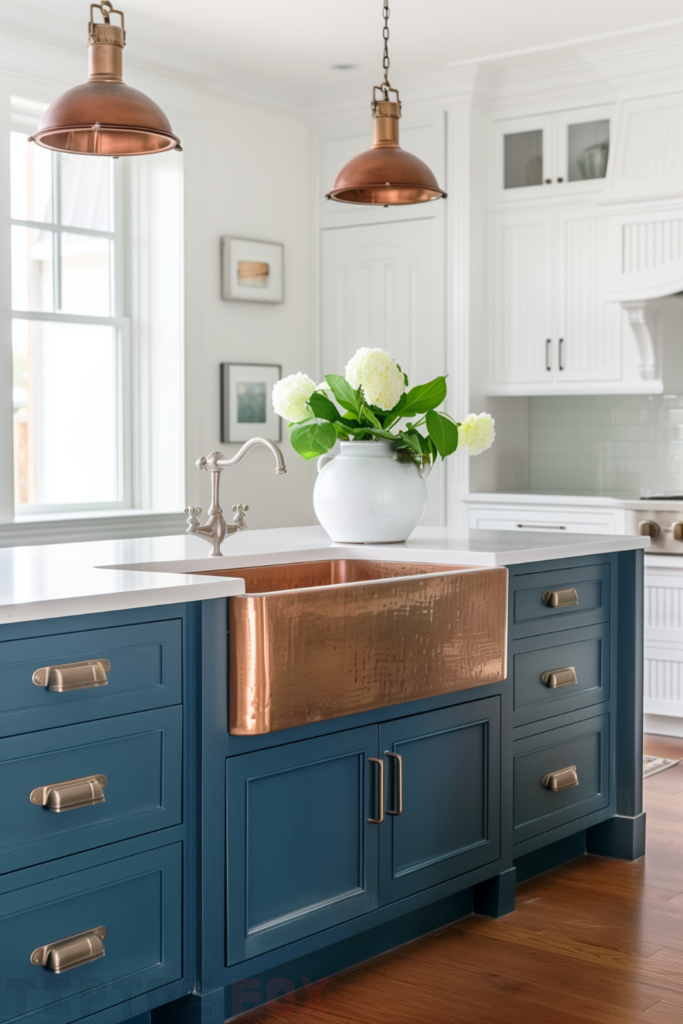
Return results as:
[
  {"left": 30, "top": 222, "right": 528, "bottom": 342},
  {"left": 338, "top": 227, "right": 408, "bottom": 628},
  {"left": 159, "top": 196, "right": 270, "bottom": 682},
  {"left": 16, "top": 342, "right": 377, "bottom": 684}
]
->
[
  {"left": 546, "top": 339, "right": 551, "bottom": 372},
  {"left": 559, "top": 338, "right": 564, "bottom": 371}
]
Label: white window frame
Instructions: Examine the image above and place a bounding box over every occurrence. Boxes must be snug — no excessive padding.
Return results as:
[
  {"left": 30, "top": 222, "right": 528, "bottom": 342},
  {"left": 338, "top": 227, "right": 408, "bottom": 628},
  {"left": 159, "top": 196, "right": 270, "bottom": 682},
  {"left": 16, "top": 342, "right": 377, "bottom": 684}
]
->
[
  {"left": 10, "top": 109, "right": 133, "bottom": 515},
  {"left": 0, "top": 83, "right": 186, "bottom": 539}
]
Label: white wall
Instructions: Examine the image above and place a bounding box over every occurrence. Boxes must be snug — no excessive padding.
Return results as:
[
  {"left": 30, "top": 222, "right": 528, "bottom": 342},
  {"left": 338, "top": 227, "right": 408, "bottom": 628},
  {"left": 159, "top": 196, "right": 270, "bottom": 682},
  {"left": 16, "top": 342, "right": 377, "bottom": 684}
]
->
[{"left": 180, "top": 93, "right": 316, "bottom": 528}]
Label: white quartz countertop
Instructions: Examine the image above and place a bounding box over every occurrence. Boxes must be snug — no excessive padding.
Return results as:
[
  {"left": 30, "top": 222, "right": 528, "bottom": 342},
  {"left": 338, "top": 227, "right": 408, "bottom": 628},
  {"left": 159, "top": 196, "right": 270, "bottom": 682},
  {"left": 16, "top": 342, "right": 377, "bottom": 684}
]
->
[
  {"left": 0, "top": 525, "right": 649, "bottom": 625},
  {"left": 463, "top": 492, "right": 683, "bottom": 512}
]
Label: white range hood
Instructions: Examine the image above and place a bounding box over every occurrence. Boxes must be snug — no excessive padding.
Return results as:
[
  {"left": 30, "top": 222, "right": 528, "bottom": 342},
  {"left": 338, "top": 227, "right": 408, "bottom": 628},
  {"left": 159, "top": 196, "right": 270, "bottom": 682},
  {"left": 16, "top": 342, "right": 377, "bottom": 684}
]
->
[{"left": 597, "top": 91, "right": 683, "bottom": 384}]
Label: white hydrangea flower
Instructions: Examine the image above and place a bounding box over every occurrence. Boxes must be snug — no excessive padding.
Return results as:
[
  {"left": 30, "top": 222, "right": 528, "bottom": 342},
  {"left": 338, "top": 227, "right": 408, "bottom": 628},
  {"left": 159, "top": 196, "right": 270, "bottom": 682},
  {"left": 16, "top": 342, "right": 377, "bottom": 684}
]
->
[
  {"left": 459, "top": 412, "right": 496, "bottom": 456},
  {"left": 344, "top": 347, "right": 405, "bottom": 412},
  {"left": 271, "top": 373, "right": 316, "bottom": 422}
]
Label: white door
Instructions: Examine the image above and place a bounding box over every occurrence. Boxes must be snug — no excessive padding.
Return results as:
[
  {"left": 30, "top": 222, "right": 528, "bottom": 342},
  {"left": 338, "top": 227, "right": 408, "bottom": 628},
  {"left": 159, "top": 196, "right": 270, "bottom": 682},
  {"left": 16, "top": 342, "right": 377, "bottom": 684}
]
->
[
  {"left": 490, "top": 208, "right": 554, "bottom": 386},
  {"left": 320, "top": 217, "right": 446, "bottom": 525},
  {"left": 555, "top": 206, "right": 623, "bottom": 383}
]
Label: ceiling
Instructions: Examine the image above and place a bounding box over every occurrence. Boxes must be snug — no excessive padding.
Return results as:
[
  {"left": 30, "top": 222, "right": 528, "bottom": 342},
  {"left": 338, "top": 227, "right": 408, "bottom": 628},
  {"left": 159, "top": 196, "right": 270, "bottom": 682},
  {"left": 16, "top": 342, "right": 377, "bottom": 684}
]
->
[{"left": 3, "top": 0, "right": 682, "bottom": 103}]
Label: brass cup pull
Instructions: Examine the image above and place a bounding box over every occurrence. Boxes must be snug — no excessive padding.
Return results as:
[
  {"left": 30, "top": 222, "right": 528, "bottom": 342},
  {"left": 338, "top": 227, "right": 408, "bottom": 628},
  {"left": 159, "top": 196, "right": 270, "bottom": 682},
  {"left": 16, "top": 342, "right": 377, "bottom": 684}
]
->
[
  {"left": 673, "top": 522, "right": 683, "bottom": 542},
  {"left": 30, "top": 774, "right": 107, "bottom": 812},
  {"left": 541, "top": 666, "right": 577, "bottom": 689},
  {"left": 542, "top": 766, "right": 579, "bottom": 792},
  {"left": 32, "top": 659, "right": 110, "bottom": 692},
  {"left": 385, "top": 751, "right": 403, "bottom": 816},
  {"left": 542, "top": 588, "right": 578, "bottom": 608},
  {"left": 31, "top": 926, "right": 107, "bottom": 973},
  {"left": 367, "top": 757, "right": 385, "bottom": 824}
]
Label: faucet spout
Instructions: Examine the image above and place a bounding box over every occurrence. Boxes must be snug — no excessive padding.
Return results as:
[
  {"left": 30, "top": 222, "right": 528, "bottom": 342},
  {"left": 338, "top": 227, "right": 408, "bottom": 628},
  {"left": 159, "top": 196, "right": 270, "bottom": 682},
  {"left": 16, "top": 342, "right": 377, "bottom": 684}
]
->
[
  {"left": 208, "top": 438, "right": 287, "bottom": 475},
  {"left": 188, "top": 438, "right": 287, "bottom": 557}
]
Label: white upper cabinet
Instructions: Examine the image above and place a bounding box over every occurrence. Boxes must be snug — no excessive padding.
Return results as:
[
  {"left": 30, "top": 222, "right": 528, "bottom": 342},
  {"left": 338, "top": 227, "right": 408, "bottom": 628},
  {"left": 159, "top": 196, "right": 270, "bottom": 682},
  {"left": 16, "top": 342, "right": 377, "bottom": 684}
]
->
[
  {"left": 487, "top": 203, "right": 653, "bottom": 396},
  {"left": 494, "top": 105, "right": 614, "bottom": 203},
  {"left": 490, "top": 208, "right": 553, "bottom": 385}
]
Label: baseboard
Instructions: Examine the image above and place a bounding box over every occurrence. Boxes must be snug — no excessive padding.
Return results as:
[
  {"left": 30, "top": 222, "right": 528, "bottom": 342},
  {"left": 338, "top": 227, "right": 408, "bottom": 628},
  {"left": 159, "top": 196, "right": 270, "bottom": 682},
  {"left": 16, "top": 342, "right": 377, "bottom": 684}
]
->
[
  {"left": 514, "top": 831, "right": 587, "bottom": 883},
  {"left": 645, "top": 714, "right": 683, "bottom": 737}
]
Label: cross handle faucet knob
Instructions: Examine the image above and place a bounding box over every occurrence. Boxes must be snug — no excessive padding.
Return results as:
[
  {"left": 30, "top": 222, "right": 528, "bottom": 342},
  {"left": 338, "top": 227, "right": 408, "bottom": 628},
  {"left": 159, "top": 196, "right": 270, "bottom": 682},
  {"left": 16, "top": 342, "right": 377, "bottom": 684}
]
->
[{"left": 232, "top": 504, "right": 249, "bottom": 529}]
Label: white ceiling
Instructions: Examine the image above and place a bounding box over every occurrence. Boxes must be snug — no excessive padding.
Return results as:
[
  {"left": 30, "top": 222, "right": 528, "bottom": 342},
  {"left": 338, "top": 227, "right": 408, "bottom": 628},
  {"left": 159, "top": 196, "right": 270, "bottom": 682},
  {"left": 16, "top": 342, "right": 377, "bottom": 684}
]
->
[{"left": 3, "top": 0, "right": 682, "bottom": 102}]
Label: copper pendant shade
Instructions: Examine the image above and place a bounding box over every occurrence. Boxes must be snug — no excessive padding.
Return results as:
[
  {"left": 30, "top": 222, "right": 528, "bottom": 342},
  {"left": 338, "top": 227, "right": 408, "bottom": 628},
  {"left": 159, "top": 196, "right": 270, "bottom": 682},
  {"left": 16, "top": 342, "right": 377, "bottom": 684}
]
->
[
  {"left": 326, "top": 3, "right": 446, "bottom": 206},
  {"left": 29, "top": 2, "right": 181, "bottom": 157}
]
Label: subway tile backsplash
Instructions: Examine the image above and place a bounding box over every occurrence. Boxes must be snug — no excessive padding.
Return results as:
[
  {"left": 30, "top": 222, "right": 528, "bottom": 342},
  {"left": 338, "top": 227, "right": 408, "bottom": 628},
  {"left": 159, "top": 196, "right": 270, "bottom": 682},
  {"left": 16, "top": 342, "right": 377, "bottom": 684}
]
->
[{"left": 529, "top": 395, "right": 683, "bottom": 498}]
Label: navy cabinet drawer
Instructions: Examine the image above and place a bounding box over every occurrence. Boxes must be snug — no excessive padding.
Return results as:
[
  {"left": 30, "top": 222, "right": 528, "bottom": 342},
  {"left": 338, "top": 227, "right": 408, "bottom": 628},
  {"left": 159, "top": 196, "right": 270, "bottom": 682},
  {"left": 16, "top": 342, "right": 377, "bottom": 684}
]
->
[
  {"left": 512, "top": 563, "right": 610, "bottom": 637},
  {"left": 0, "top": 619, "right": 182, "bottom": 737},
  {"left": 512, "top": 624, "right": 610, "bottom": 726},
  {"left": 0, "top": 843, "right": 182, "bottom": 1024},
  {"left": 0, "top": 708, "right": 182, "bottom": 872},
  {"left": 513, "top": 714, "right": 610, "bottom": 845}
]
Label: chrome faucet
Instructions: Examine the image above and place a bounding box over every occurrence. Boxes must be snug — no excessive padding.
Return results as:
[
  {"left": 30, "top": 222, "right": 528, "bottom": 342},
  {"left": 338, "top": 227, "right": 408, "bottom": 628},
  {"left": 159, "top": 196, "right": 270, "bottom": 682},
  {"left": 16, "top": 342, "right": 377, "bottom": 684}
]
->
[{"left": 185, "top": 438, "right": 287, "bottom": 556}]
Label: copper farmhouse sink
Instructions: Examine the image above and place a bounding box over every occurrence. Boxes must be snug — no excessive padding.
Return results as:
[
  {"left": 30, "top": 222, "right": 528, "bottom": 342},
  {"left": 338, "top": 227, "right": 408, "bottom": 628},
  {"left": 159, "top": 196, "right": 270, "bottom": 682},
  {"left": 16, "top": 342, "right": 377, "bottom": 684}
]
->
[{"left": 197, "top": 559, "right": 508, "bottom": 735}]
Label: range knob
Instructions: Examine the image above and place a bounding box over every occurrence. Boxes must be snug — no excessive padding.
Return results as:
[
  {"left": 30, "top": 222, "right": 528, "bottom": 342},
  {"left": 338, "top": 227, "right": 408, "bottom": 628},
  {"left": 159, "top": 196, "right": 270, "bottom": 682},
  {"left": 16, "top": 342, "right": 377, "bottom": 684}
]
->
[
  {"left": 639, "top": 520, "right": 661, "bottom": 539},
  {"left": 673, "top": 523, "right": 683, "bottom": 542}
]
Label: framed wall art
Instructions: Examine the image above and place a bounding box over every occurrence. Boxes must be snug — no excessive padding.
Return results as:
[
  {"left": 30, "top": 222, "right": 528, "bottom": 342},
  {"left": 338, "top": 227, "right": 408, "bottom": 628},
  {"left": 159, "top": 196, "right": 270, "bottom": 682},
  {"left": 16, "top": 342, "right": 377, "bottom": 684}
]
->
[
  {"left": 220, "top": 237, "right": 284, "bottom": 303},
  {"left": 221, "top": 362, "right": 282, "bottom": 444}
]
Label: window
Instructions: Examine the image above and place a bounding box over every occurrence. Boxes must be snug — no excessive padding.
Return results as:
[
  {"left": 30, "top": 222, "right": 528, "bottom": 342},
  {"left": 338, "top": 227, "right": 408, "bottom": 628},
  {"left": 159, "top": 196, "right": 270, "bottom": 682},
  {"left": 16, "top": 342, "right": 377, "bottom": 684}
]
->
[{"left": 10, "top": 97, "right": 130, "bottom": 513}]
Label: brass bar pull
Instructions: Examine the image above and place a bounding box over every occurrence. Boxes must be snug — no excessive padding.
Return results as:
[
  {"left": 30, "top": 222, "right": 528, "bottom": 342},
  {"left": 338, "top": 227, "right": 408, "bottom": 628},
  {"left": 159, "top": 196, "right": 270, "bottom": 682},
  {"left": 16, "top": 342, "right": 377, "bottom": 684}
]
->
[
  {"left": 541, "top": 666, "right": 578, "bottom": 689},
  {"left": 367, "top": 757, "right": 385, "bottom": 824},
  {"left": 31, "top": 926, "right": 107, "bottom": 973},
  {"left": 32, "top": 659, "right": 111, "bottom": 692},
  {"left": 385, "top": 751, "right": 403, "bottom": 816},
  {"left": 542, "top": 766, "right": 579, "bottom": 792},
  {"left": 30, "top": 774, "right": 107, "bottom": 812},
  {"left": 542, "top": 588, "right": 578, "bottom": 608}
]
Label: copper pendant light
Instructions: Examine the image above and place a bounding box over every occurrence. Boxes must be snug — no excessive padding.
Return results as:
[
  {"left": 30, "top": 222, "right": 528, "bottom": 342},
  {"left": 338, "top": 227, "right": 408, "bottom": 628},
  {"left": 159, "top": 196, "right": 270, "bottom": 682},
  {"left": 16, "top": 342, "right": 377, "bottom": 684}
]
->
[
  {"left": 326, "top": 0, "right": 446, "bottom": 206},
  {"left": 28, "top": 2, "right": 181, "bottom": 157}
]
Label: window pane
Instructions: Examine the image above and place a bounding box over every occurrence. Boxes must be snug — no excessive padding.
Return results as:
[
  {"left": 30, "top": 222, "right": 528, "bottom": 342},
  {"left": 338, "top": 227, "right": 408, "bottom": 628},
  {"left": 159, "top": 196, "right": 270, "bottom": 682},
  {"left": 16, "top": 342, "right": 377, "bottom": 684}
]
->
[
  {"left": 60, "top": 233, "right": 112, "bottom": 315},
  {"left": 13, "top": 320, "right": 120, "bottom": 507},
  {"left": 10, "top": 131, "right": 52, "bottom": 222},
  {"left": 504, "top": 129, "right": 543, "bottom": 189},
  {"left": 60, "top": 153, "right": 112, "bottom": 231},
  {"left": 567, "top": 120, "right": 610, "bottom": 182},
  {"left": 11, "top": 224, "right": 54, "bottom": 311}
]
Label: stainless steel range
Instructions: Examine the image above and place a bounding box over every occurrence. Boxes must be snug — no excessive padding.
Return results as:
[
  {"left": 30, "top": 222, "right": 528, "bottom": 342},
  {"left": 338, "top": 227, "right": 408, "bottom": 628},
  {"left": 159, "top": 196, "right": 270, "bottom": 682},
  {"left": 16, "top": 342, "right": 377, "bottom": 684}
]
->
[{"left": 626, "top": 497, "right": 683, "bottom": 554}]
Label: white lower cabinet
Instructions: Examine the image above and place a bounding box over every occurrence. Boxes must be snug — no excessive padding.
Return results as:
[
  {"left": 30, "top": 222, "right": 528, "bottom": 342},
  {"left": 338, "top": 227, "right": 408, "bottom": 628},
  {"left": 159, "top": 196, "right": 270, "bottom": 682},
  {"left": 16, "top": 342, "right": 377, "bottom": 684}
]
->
[{"left": 465, "top": 499, "right": 624, "bottom": 536}]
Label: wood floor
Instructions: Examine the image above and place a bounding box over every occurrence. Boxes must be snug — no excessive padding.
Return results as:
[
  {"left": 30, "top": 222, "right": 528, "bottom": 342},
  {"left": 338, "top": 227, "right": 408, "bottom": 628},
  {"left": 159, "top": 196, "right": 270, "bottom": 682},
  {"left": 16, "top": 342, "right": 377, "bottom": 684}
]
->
[{"left": 242, "top": 735, "right": 683, "bottom": 1024}]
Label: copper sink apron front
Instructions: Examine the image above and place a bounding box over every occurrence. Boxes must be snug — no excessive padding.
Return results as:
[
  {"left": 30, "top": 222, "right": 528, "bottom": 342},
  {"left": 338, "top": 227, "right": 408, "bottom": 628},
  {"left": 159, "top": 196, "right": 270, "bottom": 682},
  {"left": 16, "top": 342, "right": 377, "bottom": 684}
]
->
[{"left": 197, "top": 560, "right": 509, "bottom": 736}]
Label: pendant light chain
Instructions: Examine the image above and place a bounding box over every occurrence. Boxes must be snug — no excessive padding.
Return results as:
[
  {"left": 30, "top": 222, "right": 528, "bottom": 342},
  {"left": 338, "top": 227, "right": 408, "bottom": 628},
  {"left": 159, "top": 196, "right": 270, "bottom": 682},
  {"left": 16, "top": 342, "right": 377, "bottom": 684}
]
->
[{"left": 381, "top": 0, "right": 391, "bottom": 97}]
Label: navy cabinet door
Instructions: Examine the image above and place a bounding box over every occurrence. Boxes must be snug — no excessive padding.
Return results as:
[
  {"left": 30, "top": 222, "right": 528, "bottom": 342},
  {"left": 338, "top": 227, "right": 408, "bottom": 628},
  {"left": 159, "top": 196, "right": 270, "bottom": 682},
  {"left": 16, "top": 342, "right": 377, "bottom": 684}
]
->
[
  {"left": 379, "top": 697, "right": 501, "bottom": 904},
  {"left": 226, "top": 725, "right": 379, "bottom": 964}
]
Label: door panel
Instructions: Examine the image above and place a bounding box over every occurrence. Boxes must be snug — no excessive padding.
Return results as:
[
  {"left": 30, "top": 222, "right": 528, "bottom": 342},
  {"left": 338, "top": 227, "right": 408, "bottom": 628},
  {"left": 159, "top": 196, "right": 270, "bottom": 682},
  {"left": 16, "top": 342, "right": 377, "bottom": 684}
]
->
[
  {"left": 226, "top": 726, "right": 379, "bottom": 964},
  {"left": 379, "top": 697, "right": 501, "bottom": 904},
  {"left": 556, "top": 207, "right": 623, "bottom": 382},
  {"left": 491, "top": 209, "right": 554, "bottom": 385},
  {"left": 321, "top": 218, "right": 446, "bottom": 525}
]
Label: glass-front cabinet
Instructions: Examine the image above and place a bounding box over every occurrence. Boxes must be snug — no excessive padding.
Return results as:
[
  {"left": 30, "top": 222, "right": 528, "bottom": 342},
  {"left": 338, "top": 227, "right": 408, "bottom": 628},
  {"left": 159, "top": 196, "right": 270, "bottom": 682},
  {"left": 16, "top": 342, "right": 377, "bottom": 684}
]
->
[{"left": 494, "top": 105, "right": 614, "bottom": 202}]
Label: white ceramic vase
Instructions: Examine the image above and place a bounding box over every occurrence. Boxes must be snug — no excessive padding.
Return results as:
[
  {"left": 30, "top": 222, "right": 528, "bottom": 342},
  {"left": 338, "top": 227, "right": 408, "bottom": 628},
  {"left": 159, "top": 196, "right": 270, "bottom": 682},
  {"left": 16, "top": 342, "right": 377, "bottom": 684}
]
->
[{"left": 313, "top": 440, "right": 429, "bottom": 543}]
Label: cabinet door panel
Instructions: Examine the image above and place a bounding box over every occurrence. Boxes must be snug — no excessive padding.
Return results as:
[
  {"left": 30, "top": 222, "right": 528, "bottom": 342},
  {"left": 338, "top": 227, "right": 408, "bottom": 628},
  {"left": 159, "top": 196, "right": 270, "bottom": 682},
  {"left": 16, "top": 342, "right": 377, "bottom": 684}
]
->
[
  {"left": 494, "top": 114, "right": 554, "bottom": 202},
  {"left": 226, "top": 726, "right": 379, "bottom": 964},
  {"left": 379, "top": 697, "right": 500, "bottom": 904},
  {"left": 320, "top": 218, "right": 446, "bottom": 526},
  {"left": 491, "top": 209, "right": 554, "bottom": 385},
  {"left": 556, "top": 207, "right": 623, "bottom": 382}
]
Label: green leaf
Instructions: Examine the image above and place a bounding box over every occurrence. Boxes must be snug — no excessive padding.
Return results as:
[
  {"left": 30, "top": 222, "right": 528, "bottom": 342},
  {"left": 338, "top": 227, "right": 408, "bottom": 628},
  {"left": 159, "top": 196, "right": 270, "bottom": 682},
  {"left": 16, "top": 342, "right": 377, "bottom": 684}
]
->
[
  {"left": 290, "top": 421, "right": 337, "bottom": 460},
  {"left": 402, "top": 377, "right": 447, "bottom": 415},
  {"left": 364, "top": 427, "right": 399, "bottom": 441},
  {"left": 398, "top": 430, "right": 423, "bottom": 458},
  {"left": 425, "top": 410, "right": 458, "bottom": 459},
  {"left": 325, "top": 375, "right": 361, "bottom": 415},
  {"left": 360, "top": 405, "right": 382, "bottom": 429},
  {"left": 308, "top": 390, "right": 340, "bottom": 422}
]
